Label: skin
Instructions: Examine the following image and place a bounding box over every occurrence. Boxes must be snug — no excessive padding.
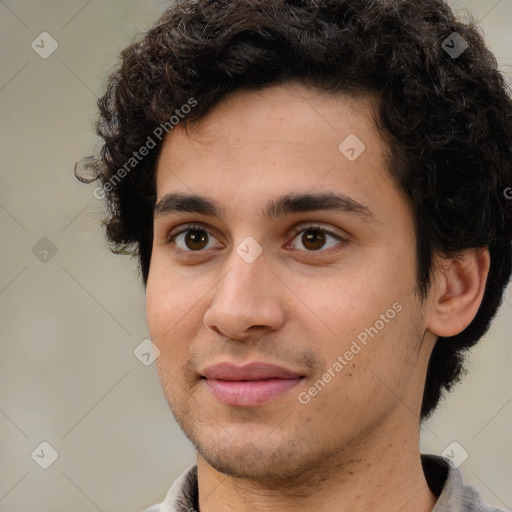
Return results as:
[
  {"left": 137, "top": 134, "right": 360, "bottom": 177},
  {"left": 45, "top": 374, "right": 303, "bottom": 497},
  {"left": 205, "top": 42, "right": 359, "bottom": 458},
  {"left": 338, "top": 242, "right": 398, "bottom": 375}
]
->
[{"left": 145, "top": 82, "right": 490, "bottom": 512}]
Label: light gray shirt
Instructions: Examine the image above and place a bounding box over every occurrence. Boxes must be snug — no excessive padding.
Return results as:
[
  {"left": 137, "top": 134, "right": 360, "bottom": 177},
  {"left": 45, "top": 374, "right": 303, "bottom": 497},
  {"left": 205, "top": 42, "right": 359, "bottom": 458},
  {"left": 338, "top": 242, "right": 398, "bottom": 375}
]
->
[{"left": 144, "top": 454, "right": 506, "bottom": 512}]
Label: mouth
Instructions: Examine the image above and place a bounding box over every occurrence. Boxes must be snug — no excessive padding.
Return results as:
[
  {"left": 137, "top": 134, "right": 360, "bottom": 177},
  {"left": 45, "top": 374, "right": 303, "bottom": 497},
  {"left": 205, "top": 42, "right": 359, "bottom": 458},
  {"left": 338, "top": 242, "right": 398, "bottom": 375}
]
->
[{"left": 200, "top": 361, "right": 305, "bottom": 407}]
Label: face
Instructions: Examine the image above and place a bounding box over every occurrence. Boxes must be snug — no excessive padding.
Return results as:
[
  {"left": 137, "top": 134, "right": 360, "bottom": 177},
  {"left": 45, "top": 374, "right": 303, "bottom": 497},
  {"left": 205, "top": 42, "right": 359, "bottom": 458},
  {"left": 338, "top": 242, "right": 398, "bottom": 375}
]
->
[{"left": 146, "top": 83, "right": 432, "bottom": 481}]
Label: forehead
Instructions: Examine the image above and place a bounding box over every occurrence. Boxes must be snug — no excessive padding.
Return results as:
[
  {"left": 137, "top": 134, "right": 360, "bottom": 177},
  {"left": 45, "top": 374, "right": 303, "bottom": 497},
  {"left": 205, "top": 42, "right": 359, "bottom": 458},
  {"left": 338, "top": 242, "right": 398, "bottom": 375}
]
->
[
  {"left": 153, "top": 82, "right": 402, "bottom": 225},
  {"left": 157, "top": 83, "right": 384, "bottom": 173},
  {"left": 182, "top": 83, "right": 376, "bottom": 138}
]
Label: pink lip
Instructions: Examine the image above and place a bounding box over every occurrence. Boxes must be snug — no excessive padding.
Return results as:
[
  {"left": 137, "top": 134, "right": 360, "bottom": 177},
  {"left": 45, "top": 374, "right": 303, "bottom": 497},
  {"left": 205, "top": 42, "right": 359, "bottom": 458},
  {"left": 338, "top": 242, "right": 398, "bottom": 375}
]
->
[{"left": 201, "top": 362, "right": 304, "bottom": 407}]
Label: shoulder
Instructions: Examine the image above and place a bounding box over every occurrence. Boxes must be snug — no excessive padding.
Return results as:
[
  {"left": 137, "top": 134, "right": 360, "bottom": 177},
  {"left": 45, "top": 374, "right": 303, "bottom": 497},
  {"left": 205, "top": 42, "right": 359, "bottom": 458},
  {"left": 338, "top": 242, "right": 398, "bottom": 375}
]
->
[
  {"left": 142, "top": 464, "right": 198, "bottom": 512},
  {"left": 421, "top": 454, "right": 506, "bottom": 512}
]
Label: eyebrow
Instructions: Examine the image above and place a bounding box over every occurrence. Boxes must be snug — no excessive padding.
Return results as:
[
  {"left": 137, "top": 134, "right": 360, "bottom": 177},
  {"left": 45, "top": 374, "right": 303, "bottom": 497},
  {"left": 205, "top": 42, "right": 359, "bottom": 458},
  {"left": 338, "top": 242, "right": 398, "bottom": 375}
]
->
[{"left": 154, "top": 192, "right": 377, "bottom": 223}]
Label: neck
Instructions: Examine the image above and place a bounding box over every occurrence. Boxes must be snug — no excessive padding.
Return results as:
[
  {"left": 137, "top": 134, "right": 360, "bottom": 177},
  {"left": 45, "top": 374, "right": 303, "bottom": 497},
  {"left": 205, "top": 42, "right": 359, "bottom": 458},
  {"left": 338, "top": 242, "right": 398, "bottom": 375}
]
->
[{"left": 196, "top": 410, "right": 438, "bottom": 512}]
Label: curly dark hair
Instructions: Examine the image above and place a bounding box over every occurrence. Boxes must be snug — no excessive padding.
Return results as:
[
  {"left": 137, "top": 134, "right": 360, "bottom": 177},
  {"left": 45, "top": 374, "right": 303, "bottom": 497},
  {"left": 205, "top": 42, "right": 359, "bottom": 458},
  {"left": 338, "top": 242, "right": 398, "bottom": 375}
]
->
[{"left": 77, "top": 0, "right": 512, "bottom": 421}]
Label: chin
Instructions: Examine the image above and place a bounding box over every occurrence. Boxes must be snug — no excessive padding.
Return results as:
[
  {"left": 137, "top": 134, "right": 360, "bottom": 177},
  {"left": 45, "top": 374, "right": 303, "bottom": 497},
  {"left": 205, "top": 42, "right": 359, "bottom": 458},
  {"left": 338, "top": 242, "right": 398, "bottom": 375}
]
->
[{"left": 193, "top": 432, "right": 328, "bottom": 484}]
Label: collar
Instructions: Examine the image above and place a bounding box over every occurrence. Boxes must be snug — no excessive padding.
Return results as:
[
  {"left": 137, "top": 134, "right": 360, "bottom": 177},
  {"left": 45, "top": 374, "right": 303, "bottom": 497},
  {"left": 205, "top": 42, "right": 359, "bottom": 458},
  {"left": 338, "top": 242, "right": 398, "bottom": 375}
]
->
[{"left": 147, "top": 454, "right": 503, "bottom": 512}]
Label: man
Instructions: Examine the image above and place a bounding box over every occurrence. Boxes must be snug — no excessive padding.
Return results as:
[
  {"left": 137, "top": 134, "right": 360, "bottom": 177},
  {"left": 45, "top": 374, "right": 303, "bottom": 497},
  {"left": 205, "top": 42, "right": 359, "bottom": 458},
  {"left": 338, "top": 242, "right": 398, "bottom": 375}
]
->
[{"left": 76, "top": 0, "right": 512, "bottom": 510}]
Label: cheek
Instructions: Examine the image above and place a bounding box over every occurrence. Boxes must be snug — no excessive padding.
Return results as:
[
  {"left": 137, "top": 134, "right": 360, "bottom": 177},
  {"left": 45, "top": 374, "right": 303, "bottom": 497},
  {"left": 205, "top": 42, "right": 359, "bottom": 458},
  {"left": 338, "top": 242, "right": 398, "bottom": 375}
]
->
[
  {"left": 288, "top": 258, "right": 417, "bottom": 383},
  {"left": 306, "top": 303, "right": 420, "bottom": 425},
  {"left": 145, "top": 261, "right": 168, "bottom": 341},
  {"left": 145, "top": 255, "right": 204, "bottom": 344},
  {"left": 289, "top": 259, "right": 408, "bottom": 336},
  {"left": 146, "top": 256, "right": 183, "bottom": 343},
  {"left": 146, "top": 280, "right": 200, "bottom": 390}
]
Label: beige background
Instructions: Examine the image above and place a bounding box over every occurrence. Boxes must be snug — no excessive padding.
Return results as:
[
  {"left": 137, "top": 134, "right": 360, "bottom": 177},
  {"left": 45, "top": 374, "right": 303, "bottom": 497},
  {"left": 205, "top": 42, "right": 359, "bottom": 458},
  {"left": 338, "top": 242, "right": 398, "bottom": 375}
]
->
[{"left": 0, "top": 1, "right": 511, "bottom": 511}]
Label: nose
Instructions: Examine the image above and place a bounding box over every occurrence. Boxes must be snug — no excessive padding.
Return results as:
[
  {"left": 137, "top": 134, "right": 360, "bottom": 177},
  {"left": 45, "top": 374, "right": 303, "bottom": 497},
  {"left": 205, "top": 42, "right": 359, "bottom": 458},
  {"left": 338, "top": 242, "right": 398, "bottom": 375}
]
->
[{"left": 203, "top": 249, "right": 287, "bottom": 341}]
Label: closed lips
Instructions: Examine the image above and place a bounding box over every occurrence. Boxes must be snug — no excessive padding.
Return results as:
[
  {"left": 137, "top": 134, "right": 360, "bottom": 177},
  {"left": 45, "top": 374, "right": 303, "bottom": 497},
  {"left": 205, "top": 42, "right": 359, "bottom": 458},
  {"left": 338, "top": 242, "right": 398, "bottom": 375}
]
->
[{"left": 201, "top": 362, "right": 305, "bottom": 381}]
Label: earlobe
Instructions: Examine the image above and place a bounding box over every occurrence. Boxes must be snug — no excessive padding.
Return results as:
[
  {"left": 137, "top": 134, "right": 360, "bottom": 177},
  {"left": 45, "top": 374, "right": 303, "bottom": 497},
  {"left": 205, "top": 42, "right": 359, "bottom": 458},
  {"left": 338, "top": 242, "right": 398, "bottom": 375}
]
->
[{"left": 427, "top": 247, "right": 490, "bottom": 338}]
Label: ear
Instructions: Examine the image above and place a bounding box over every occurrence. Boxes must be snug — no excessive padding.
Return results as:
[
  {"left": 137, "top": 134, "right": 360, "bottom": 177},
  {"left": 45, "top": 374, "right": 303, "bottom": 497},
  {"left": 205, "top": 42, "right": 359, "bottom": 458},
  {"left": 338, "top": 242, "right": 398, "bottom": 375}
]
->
[{"left": 426, "top": 247, "right": 490, "bottom": 337}]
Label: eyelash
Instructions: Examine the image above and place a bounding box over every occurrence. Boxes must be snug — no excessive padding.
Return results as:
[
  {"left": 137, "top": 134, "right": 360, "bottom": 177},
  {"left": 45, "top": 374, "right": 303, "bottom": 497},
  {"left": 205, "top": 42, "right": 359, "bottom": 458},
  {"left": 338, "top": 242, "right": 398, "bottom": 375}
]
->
[{"left": 165, "top": 222, "right": 348, "bottom": 258}]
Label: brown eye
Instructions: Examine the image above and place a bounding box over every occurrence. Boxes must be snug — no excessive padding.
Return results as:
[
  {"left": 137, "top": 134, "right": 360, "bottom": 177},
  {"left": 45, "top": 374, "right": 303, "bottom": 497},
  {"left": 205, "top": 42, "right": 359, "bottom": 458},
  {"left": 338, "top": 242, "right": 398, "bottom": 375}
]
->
[
  {"left": 288, "top": 225, "right": 345, "bottom": 253},
  {"left": 169, "top": 226, "right": 220, "bottom": 252},
  {"left": 301, "top": 229, "right": 327, "bottom": 250},
  {"left": 184, "top": 229, "right": 209, "bottom": 250}
]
